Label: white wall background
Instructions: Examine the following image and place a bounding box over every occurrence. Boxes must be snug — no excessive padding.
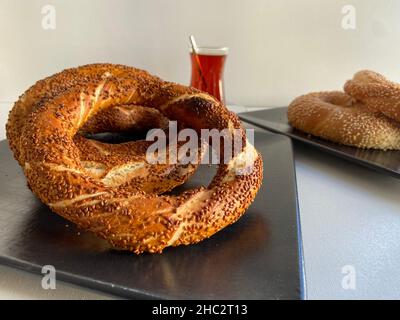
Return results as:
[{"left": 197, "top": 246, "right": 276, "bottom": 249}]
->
[{"left": 1, "top": 0, "right": 400, "bottom": 139}]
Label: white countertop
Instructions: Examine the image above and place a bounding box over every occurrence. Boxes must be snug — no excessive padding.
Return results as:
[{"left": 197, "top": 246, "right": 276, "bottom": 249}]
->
[{"left": 1, "top": 106, "right": 400, "bottom": 300}]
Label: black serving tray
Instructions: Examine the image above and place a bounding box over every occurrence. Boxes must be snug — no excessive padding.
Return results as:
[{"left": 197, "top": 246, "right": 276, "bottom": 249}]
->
[
  {"left": 0, "top": 128, "right": 304, "bottom": 300},
  {"left": 240, "top": 107, "right": 400, "bottom": 179}
]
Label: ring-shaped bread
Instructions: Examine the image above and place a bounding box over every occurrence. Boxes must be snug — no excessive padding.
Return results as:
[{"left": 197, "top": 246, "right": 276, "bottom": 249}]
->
[{"left": 7, "top": 64, "right": 263, "bottom": 253}]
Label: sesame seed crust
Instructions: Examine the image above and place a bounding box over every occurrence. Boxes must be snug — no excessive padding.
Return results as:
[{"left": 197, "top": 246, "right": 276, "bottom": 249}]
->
[
  {"left": 287, "top": 91, "right": 400, "bottom": 150},
  {"left": 344, "top": 70, "right": 400, "bottom": 123},
  {"left": 6, "top": 63, "right": 263, "bottom": 254},
  {"left": 7, "top": 63, "right": 204, "bottom": 195}
]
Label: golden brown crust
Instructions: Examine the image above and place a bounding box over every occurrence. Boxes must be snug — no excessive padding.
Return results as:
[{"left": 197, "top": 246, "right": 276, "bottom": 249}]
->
[
  {"left": 287, "top": 91, "right": 400, "bottom": 150},
  {"left": 344, "top": 70, "right": 400, "bottom": 122},
  {"left": 81, "top": 104, "right": 169, "bottom": 134},
  {"left": 7, "top": 64, "right": 203, "bottom": 194},
  {"left": 7, "top": 63, "right": 263, "bottom": 253}
]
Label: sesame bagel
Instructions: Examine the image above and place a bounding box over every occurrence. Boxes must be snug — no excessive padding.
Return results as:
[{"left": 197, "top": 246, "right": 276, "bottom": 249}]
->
[
  {"left": 6, "top": 63, "right": 263, "bottom": 254},
  {"left": 7, "top": 64, "right": 205, "bottom": 195},
  {"left": 287, "top": 91, "right": 400, "bottom": 150},
  {"left": 344, "top": 70, "right": 400, "bottom": 122}
]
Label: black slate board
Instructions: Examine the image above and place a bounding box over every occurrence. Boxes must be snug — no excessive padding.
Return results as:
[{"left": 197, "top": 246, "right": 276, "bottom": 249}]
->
[
  {"left": 240, "top": 107, "right": 400, "bottom": 179},
  {"left": 0, "top": 128, "right": 304, "bottom": 300}
]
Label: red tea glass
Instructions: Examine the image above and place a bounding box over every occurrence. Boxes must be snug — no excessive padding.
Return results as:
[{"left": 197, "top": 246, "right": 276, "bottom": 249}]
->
[{"left": 190, "top": 47, "right": 229, "bottom": 104}]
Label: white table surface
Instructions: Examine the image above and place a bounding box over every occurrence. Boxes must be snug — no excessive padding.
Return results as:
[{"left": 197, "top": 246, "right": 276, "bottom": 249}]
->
[{"left": 1, "top": 105, "right": 400, "bottom": 300}]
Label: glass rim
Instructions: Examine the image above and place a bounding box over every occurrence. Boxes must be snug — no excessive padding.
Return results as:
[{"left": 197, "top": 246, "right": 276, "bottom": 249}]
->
[{"left": 189, "top": 46, "right": 229, "bottom": 56}]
